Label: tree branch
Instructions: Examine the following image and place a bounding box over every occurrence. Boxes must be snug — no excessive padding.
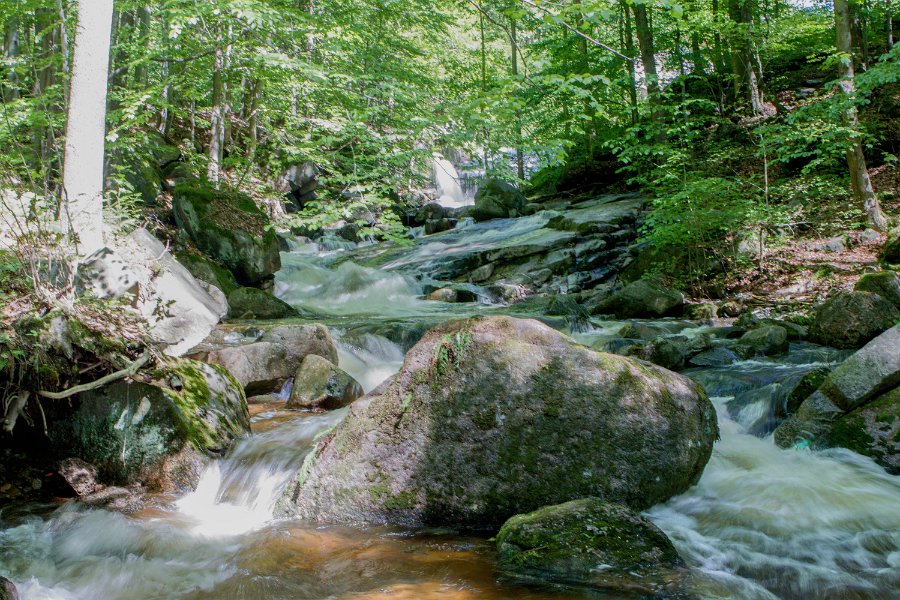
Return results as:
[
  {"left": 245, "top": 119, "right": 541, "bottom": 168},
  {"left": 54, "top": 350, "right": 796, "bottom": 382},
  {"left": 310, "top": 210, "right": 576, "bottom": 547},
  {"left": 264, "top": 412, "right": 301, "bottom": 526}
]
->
[
  {"left": 519, "top": 0, "right": 633, "bottom": 62},
  {"left": 37, "top": 352, "right": 151, "bottom": 400}
]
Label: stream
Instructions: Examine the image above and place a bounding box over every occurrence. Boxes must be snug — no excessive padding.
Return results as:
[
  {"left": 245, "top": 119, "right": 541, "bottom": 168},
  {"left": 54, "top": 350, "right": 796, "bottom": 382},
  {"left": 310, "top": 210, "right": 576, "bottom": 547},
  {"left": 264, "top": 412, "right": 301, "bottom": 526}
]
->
[{"left": 1, "top": 219, "right": 899, "bottom": 600}]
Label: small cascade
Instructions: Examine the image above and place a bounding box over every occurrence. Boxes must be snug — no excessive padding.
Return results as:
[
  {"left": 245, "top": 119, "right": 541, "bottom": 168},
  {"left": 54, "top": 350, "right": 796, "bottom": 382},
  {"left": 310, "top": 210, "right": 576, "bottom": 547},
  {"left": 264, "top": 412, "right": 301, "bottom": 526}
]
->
[{"left": 176, "top": 408, "right": 348, "bottom": 537}]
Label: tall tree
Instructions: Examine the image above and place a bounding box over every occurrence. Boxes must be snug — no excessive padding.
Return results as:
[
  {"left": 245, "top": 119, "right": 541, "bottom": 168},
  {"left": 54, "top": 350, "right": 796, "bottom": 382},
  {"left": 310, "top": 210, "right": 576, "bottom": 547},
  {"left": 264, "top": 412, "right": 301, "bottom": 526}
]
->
[
  {"left": 834, "top": 0, "right": 888, "bottom": 231},
  {"left": 61, "top": 0, "right": 115, "bottom": 255}
]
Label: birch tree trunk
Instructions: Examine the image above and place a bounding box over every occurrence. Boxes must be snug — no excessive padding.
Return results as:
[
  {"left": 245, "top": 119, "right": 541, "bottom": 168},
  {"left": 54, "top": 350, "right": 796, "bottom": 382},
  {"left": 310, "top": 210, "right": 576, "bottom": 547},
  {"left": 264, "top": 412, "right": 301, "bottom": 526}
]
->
[
  {"left": 61, "top": 0, "right": 115, "bottom": 256},
  {"left": 835, "top": 0, "right": 888, "bottom": 231},
  {"left": 208, "top": 41, "right": 225, "bottom": 183}
]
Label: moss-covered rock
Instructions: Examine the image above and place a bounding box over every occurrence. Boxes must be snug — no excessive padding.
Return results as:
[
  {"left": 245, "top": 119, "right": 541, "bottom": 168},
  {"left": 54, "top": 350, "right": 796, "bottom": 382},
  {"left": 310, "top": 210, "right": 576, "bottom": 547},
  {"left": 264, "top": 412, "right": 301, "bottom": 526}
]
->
[
  {"left": 808, "top": 291, "right": 899, "bottom": 349},
  {"left": 855, "top": 271, "right": 900, "bottom": 311},
  {"left": 593, "top": 278, "right": 684, "bottom": 318},
  {"left": 775, "top": 325, "right": 900, "bottom": 448},
  {"left": 469, "top": 179, "right": 527, "bottom": 221},
  {"left": 188, "top": 322, "right": 338, "bottom": 395},
  {"left": 227, "top": 287, "right": 300, "bottom": 320},
  {"left": 173, "top": 183, "right": 281, "bottom": 285},
  {"left": 50, "top": 359, "right": 249, "bottom": 491},
  {"left": 287, "top": 354, "right": 363, "bottom": 410},
  {"left": 176, "top": 251, "right": 240, "bottom": 296},
  {"left": 819, "top": 387, "right": 899, "bottom": 474},
  {"left": 880, "top": 235, "right": 900, "bottom": 265},
  {"left": 735, "top": 325, "right": 789, "bottom": 358},
  {"left": 496, "top": 498, "right": 687, "bottom": 597},
  {"left": 280, "top": 316, "right": 718, "bottom": 528}
]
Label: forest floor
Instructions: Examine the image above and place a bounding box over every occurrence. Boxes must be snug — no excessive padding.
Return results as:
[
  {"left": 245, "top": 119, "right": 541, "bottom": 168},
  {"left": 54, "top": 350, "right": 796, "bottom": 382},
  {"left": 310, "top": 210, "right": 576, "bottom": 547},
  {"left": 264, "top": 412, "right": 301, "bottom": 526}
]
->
[{"left": 723, "top": 163, "right": 899, "bottom": 308}]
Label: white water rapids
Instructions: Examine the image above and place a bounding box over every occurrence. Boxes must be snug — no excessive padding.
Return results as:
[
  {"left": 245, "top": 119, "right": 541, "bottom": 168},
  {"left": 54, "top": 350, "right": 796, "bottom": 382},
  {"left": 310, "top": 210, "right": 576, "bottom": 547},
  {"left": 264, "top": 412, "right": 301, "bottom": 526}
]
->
[{"left": 1, "top": 234, "right": 899, "bottom": 599}]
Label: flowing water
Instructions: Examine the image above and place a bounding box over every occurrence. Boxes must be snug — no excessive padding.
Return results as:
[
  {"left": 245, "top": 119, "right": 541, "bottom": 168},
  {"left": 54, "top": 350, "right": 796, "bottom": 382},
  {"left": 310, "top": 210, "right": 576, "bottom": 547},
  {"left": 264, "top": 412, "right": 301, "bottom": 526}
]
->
[{"left": 2, "top": 228, "right": 900, "bottom": 599}]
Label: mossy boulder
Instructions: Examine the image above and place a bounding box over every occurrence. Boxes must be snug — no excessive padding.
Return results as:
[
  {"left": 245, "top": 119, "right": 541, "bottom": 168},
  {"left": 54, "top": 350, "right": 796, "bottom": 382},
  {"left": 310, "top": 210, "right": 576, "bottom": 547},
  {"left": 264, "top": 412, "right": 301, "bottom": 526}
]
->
[
  {"left": 188, "top": 323, "right": 338, "bottom": 395},
  {"left": 227, "top": 287, "right": 300, "bottom": 320},
  {"left": 819, "top": 387, "right": 900, "bottom": 474},
  {"left": 808, "top": 291, "right": 899, "bottom": 349},
  {"left": 593, "top": 278, "right": 684, "bottom": 318},
  {"left": 469, "top": 179, "right": 528, "bottom": 221},
  {"left": 775, "top": 325, "right": 900, "bottom": 448},
  {"left": 496, "top": 498, "right": 687, "bottom": 597},
  {"left": 286, "top": 354, "right": 363, "bottom": 410},
  {"left": 50, "top": 359, "right": 249, "bottom": 491},
  {"left": 880, "top": 235, "right": 900, "bottom": 265},
  {"left": 173, "top": 183, "right": 281, "bottom": 285},
  {"left": 175, "top": 251, "right": 239, "bottom": 296},
  {"left": 735, "top": 325, "right": 789, "bottom": 358},
  {"left": 279, "top": 316, "right": 717, "bottom": 528},
  {"left": 855, "top": 271, "right": 900, "bottom": 311}
]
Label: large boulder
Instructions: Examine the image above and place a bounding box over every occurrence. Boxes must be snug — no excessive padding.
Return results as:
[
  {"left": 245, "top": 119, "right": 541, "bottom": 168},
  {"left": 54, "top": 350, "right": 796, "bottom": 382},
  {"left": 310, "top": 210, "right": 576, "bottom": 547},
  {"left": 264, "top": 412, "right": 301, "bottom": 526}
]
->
[
  {"left": 286, "top": 354, "right": 363, "bottom": 410},
  {"left": 173, "top": 183, "right": 281, "bottom": 285},
  {"left": 496, "top": 498, "right": 687, "bottom": 597},
  {"left": 48, "top": 359, "right": 249, "bottom": 492},
  {"left": 735, "top": 325, "right": 789, "bottom": 358},
  {"left": 855, "top": 271, "right": 900, "bottom": 311},
  {"left": 75, "top": 228, "right": 228, "bottom": 356},
  {"left": 808, "top": 291, "right": 899, "bottom": 349},
  {"left": 189, "top": 323, "right": 338, "bottom": 395},
  {"left": 880, "top": 235, "right": 900, "bottom": 265},
  {"left": 469, "top": 179, "right": 528, "bottom": 221},
  {"left": 0, "top": 576, "right": 17, "bottom": 600},
  {"left": 227, "top": 287, "right": 300, "bottom": 320},
  {"left": 176, "top": 251, "right": 240, "bottom": 296},
  {"left": 775, "top": 325, "right": 900, "bottom": 451},
  {"left": 819, "top": 387, "right": 900, "bottom": 474},
  {"left": 593, "top": 278, "right": 685, "bottom": 318},
  {"left": 279, "top": 316, "right": 717, "bottom": 528}
]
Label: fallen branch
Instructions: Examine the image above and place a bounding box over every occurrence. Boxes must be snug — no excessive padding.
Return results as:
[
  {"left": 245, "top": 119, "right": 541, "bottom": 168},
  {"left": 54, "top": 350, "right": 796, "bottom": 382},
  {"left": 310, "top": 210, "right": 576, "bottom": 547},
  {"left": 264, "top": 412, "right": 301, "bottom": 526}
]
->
[{"left": 37, "top": 352, "right": 151, "bottom": 400}]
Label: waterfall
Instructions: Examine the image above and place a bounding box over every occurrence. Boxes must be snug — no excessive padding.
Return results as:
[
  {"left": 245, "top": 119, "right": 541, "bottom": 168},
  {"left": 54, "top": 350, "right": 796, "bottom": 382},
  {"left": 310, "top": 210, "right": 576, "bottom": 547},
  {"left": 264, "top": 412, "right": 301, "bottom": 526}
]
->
[{"left": 431, "top": 156, "right": 472, "bottom": 208}]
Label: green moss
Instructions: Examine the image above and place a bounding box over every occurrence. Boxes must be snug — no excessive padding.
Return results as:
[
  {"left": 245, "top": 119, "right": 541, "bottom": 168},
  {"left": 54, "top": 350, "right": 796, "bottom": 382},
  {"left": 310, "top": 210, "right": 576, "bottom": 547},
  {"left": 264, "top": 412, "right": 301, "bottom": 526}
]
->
[
  {"left": 824, "top": 417, "right": 877, "bottom": 456},
  {"left": 383, "top": 490, "right": 417, "bottom": 510}
]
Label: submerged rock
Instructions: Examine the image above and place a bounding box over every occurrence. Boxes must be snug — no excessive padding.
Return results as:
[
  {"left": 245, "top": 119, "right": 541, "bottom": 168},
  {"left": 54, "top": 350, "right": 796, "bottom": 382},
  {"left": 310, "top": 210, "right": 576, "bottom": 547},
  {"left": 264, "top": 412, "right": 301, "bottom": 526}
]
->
[
  {"left": 593, "top": 278, "right": 684, "bottom": 318},
  {"left": 287, "top": 354, "right": 363, "bottom": 410},
  {"left": 808, "top": 291, "right": 899, "bottom": 349},
  {"left": 280, "top": 316, "right": 717, "bottom": 528},
  {"left": 173, "top": 183, "right": 281, "bottom": 285},
  {"left": 496, "top": 498, "right": 687, "bottom": 597}
]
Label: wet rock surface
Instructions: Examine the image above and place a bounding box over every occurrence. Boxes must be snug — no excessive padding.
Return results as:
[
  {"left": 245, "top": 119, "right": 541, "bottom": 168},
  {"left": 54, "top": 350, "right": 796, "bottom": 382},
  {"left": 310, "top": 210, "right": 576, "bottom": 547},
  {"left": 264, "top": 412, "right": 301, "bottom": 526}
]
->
[
  {"left": 496, "top": 498, "right": 688, "bottom": 597},
  {"left": 280, "top": 316, "right": 718, "bottom": 528}
]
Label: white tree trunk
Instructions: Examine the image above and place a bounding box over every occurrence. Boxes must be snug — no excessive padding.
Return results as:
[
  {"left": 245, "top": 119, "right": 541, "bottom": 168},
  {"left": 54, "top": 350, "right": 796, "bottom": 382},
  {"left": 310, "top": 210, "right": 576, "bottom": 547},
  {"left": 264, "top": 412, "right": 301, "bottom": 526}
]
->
[{"left": 61, "top": 0, "right": 114, "bottom": 255}]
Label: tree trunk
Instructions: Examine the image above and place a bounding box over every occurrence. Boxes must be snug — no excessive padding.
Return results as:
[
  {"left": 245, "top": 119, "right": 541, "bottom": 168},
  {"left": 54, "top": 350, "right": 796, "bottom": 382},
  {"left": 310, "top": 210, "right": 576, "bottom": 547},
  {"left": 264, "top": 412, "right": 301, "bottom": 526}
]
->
[
  {"left": 61, "top": 0, "right": 115, "bottom": 256},
  {"left": 728, "top": 0, "right": 764, "bottom": 114},
  {"left": 511, "top": 17, "right": 524, "bottom": 180},
  {"left": 2, "top": 18, "right": 20, "bottom": 101},
  {"left": 246, "top": 77, "right": 263, "bottom": 158},
  {"left": 622, "top": 3, "right": 639, "bottom": 125},
  {"left": 631, "top": 2, "right": 660, "bottom": 102},
  {"left": 835, "top": 0, "right": 887, "bottom": 231},
  {"left": 208, "top": 41, "right": 226, "bottom": 183}
]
